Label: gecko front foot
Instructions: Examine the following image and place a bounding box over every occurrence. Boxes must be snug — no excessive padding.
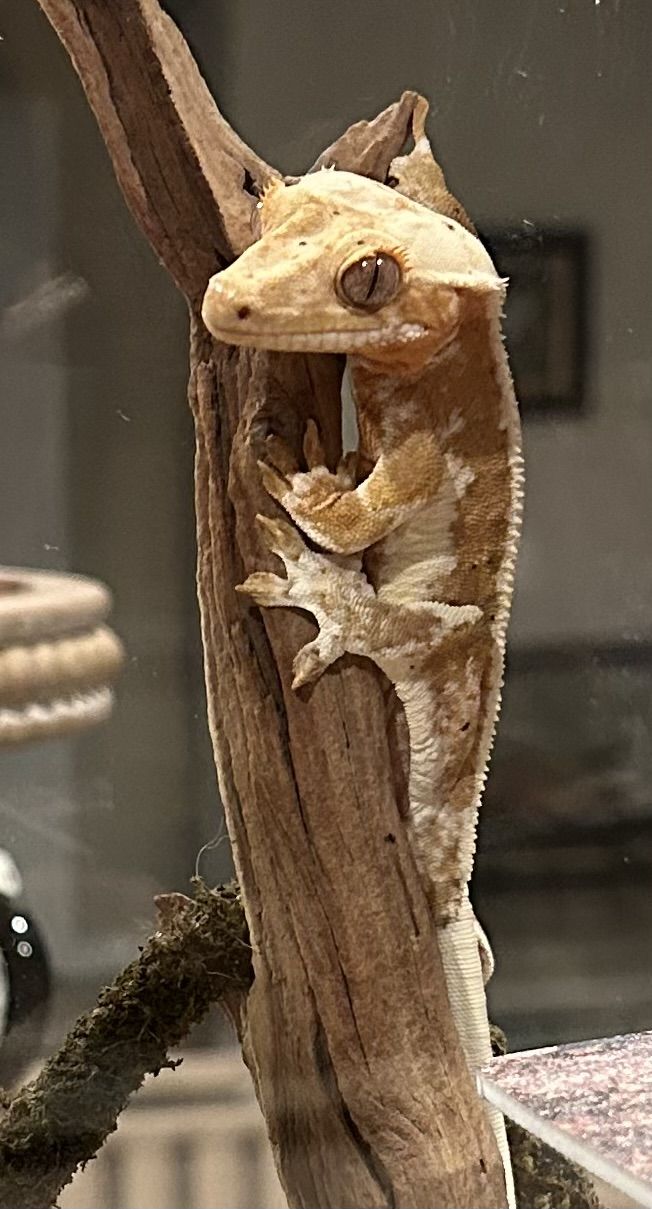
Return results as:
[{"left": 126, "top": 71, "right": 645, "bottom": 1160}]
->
[
  {"left": 238, "top": 513, "right": 371, "bottom": 689},
  {"left": 260, "top": 419, "right": 357, "bottom": 522}
]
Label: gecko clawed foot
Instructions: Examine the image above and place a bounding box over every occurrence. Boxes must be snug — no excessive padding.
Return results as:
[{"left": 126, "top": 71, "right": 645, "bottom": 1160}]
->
[
  {"left": 260, "top": 420, "right": 357, "bottom": 517},
  {"left": 239, "top": 508, "right": 484, "bottom": 689},
  {"left": 238, "top": 508, "right": 367, "bottom": 689}
]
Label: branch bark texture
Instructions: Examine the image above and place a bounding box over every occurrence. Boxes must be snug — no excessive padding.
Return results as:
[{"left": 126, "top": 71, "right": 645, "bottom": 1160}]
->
[{"left": 34, "top": 2, "right": 506, "bottom": 1205}]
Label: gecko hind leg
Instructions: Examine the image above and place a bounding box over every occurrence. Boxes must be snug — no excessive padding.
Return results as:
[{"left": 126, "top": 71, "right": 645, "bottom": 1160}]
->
[{"left": 240, "top": 513, "right": 484, "bottom": 689}]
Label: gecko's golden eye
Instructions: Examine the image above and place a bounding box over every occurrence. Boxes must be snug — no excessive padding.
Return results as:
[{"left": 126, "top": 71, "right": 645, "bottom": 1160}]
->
[{"left": 336, "top": 252, "right": 402, "bottom": 312}]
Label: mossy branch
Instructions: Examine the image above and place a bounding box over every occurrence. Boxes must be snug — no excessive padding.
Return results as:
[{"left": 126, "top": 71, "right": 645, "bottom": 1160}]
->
[{"left": 0, "top": 881, "right": 251, "bottom": 1209}]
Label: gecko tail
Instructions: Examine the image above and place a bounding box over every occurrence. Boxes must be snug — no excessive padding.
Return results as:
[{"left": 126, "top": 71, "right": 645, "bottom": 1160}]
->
[{"left": 437, "top": 895, "right": 516, "bottom": 1208}]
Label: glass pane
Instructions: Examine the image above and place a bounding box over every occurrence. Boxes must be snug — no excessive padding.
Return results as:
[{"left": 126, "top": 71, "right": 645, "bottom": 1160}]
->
[{"left": 1, "top": 3, "right": 650, "bottom": 1206}]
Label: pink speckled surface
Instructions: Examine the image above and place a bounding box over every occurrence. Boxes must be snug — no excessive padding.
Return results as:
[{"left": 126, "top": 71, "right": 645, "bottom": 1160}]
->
[{"left": 479, "top": 1031, "right": 652, "bottom": 1207}]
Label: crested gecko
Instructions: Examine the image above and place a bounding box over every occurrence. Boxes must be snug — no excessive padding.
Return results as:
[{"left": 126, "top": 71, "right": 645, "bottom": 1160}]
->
[{"left": 202, "top": 115, "right": 523, "bottom": 1206}]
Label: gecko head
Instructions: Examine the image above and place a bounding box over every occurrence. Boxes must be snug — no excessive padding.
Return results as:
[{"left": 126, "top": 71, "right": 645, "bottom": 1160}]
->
[{"left": 202, "top": 170, "right": 504, "bottom": 369}]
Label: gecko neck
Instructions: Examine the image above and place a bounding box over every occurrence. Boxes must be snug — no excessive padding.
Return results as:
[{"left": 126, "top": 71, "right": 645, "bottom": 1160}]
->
[{"left": 348, "top": 299, "right": 513, "bottom": 466}]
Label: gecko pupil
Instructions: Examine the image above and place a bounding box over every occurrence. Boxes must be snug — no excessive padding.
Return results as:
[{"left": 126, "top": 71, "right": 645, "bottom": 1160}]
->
[{"left": 337, "top": 251, "right": 402, "bottom": 312}]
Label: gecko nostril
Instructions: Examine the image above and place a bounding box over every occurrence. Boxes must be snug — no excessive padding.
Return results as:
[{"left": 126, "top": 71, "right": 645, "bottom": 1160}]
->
[{"left": 237, "top": 305, "right": 251, "bottom": 320}]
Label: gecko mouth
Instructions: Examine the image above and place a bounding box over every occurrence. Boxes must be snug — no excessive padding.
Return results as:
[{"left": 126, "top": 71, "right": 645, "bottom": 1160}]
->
[{"left": 203, "top": 323, "right": 428, "bottom": 353}]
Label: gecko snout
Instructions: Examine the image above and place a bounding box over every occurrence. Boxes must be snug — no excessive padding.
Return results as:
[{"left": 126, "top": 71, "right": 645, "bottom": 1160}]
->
[{"left": 202, "top": 275, "right": 256, "bottom": 337}]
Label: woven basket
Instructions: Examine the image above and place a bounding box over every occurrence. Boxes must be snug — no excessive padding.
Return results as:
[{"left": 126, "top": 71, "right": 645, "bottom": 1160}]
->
[{"left": 0, "top": 568, "right": 124, "bottom": 746}]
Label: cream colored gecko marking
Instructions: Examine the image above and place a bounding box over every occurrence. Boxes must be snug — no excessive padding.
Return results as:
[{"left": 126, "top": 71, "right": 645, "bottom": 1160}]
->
[{"left": 202, "top": 135, "right": 522, "bottom": 1207}]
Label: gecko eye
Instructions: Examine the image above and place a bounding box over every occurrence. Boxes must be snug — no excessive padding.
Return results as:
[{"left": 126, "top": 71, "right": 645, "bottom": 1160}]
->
[{"left": 336, "top": 252, "right": 402, "bottom": 312}]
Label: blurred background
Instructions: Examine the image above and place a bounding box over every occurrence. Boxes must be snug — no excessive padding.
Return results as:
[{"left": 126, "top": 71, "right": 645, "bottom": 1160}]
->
[{"left": 0, "top": 1, "right": 650, "bottom": 1205}]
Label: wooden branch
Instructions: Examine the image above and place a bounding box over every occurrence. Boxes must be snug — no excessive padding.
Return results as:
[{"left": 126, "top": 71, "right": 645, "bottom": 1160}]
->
[
  {"left": 0, "top": 883, "right": 250, "bottom": 1209},
  {"left": 33, "top": 2, "right": 506, "bottom": 1205},
  {"left": 35, "top": 0, "right": 279, "bottom": 299},
  {"left": 308, "top": 88, "right": 420, "bottom": 178}
]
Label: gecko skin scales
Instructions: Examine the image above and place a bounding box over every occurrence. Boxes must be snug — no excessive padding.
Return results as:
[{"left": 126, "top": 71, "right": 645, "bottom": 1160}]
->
[{"left": 202, "top": 137, "right": 523, "bottom": 1207}]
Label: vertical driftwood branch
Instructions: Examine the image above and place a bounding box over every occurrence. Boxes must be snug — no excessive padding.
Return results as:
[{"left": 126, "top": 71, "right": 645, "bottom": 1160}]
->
[{"left": 33, "top": 1, "right": 505, "bottom": 1204}]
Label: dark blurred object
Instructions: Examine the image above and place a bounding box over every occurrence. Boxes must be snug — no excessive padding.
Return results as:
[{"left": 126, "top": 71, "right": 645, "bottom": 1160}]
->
[
  {"left": 484, "top": 641, "right": 652, "bottom": 847},
  {"left": 483, "top": 735, "right": 650, "bottom": 849},
  {"left": 477, "top": 642, "right": 652, "bottom": 1048},
  {"left": 483, "top": 229, "right": 589, "bottom": 416},
  {"left": 0, "top": 848, "right": 51, "bottom": 1086}
]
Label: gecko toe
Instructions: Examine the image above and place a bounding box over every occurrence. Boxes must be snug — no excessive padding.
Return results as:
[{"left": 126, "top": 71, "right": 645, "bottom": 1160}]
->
[
  {"left": 258, "top": 460, "right": 289, "bottom": 502},
  {"left": 265, "top": 434, "right": 299, "bottom": 477},
  {"left": 336, "top": 450, "right": 358, "bottom": 488},
  {"left": 291, "top": 642, "right": 328, "bottom": 689},
  {"left": 303, "top": 418, "right": 326, "bottom": 470},
  {"left": 237, "top": 571, "right": 290, "bottom": 606},
  {"left": 255, "top": 513, "right": 306, "bottom": 559}
]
